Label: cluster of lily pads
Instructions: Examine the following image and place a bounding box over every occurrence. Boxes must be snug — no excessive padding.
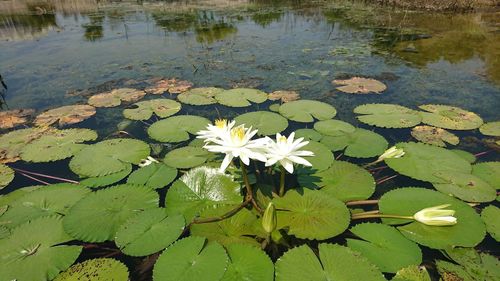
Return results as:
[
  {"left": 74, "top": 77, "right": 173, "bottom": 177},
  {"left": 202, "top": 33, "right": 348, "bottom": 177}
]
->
[{"left": 0, "top": 81, "right": 498, "bottom": 281}]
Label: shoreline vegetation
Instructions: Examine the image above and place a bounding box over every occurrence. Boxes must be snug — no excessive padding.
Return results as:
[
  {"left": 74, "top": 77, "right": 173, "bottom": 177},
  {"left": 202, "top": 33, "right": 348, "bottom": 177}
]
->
[{"left": 367, "top": 0, "right": 498, "bottom": 11}]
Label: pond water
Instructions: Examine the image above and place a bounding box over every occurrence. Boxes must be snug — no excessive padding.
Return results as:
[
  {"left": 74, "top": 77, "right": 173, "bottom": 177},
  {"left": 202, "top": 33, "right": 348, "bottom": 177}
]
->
[{"left": 0, "top": 1, "right": 499, "bottom": 280}]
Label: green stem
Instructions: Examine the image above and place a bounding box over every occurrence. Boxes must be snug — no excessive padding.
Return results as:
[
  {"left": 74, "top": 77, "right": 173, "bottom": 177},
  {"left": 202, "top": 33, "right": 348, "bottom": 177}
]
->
[
  {"left": 351, "top": 214, "right": 414, "bottom": 220},
  {"left": 346, "top": 199, "right": 379, "bottom": 206},
  {"left": 279, "top": 165, "right": 285, "bottom": 197},
  {"left": 191, "top": 198, "right": 252, "bottom": 225},
  {"left": 240, "top": 160, "right": 253, "bottom": 198}
]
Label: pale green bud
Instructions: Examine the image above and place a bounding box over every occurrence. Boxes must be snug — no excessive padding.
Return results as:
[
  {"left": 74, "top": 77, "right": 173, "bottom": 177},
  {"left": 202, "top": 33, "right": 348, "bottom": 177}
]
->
[
  {"left": 377, "top": 146, "right": 405, "bottom": 162},
  {"left": 262, "top": 202, "right": 277, "bottom": 233},
  {"left": 413, "top": 204, "right": 457, "bottom": 226}
]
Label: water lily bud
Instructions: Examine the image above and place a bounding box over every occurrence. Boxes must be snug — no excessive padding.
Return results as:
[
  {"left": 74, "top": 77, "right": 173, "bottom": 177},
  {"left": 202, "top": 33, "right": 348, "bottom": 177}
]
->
[
  {"left": 413, "top": 204, "right": 457, "bottom": 226},
  {"left": 262, "top": 202, "right": 277, "bottom": 233},
  {"left": 377, "top": 146, "right": 405, "bottom": 162}
]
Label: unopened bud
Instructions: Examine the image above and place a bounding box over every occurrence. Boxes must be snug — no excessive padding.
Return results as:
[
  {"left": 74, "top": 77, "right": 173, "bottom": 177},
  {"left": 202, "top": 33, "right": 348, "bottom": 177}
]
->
[{"left": 262, "top": 202, "right": 277, "bottom": 233}]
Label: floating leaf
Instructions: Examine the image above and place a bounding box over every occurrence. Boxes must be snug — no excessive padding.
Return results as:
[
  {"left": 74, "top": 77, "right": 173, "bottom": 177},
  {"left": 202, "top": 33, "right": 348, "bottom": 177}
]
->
[
  {"left": 273, "top": 189, "right": 350, "bottom": 240},
  {"left": 234, "top": 111, "right": 288, "bottom": 136},
  {"left": 411, "top": 125, "right": 459, "bottom": 147},
  {"left": 35, "top": 105, "right": 96, "bottom": 127},
  {"left": 148, "top": 115, "right": 210, "bottom": 143},
  {"left": 0, "top": 226, "right": 9, "bottom": 239},
  {"left": 320, "top": 128, "right": 388, "bottom": 158},
  {"left": 127, "top": 162, "right": 177, "bottom": 189},
  {"left": 333, "top": 77, "right": 387, "bottom": 94},
  {"left": 21, "top": 129, "right": 98, "bottom": 162},
  {"left": 385, "top": 142, "right": 471, "bottom": 183},
  {"left": 0, "top": 163, "right": 14, "bottom": 190},
  {"left": 165, "top": 166, "right": 243, "bottom": 221},
  {"left": 268, "top": 90, "right": 300, "bottom": 103},
  {"left": 275, "top": 243, "right": 385, "bottom": 281},
  {"left": 221, "top": 243, "right": 274, "bottom": 281},
  {"left": 0, "top": 216, "right": 82, "bottom": 281},
  {"left": 63, "top": 184, "right": 159, "bottom": 242},
  {"left": 0, "top": 183, "right": 90, "bottom": 229},
  {"left": 391, "top": 266, "right": 431, "bottom": 281},
  {"left": 279, "top": 100, "right": 337, "bottom": 122},
  {"left": 472, "top": 162, "right": 500, "bottom": 189},
  {"left": 80, "top": 164, "right": 132, "bottom": 188},
  {"left": 299, "top": 161, "right": 375, "bottom": 202},
  {"left": 300, "top": 141, "right": 334, "bottom": 172},
  {"left": 0, "top": 127, "right": 52, "bottom": 163},
  {"left": 419, "top": 104, "right": 483, "bottom": 130},
  {"left": 451, "top": 149, "right": 476, "bottom": 163},
  {"left": 115, "top": 208, "right": 185, "bottom": 256},
  {"left": 145, "top": 78, "right": 193, "bottom": 95},
  {"left": 70, "top": 138, "right": 150, "bottom": 177},
  {"left": 354, "top": 104, "right": 422, "bottom": 128},
  {"left": 153, "top": 236, "right": 228, "bottom": 281},
  {"left": 123, "top": 99, "right": 181, "bottom": 120},
  {"left": 481, "top": 205, "right": 500, "bottom": 242},
  {"left": 0, "top": 185, "right": 40, "bottom": 207},
  {"left": 479, "top": 121, "right": 500, "bottom": 136},
  {"left": 314, "top": 119, "right": 355, "bottom": 136},
  {"left": 215, "top": 88, "right": 267, "bottom": 107},
  {"left": 88, "top": 88, "right": 146, "bottom": 108},
  {"left": 269, "top": 104, "right": 280, "bottom": 112},
  {"left": 347, "top": 223, "right": 422, "bottom": 273},
  {"left": 379, "top": 187, "right": 486, "bottom": 249},
  {"left": 177, "top": 87, "right": 223, "bottom": 105},
  {"left": 436, "top": 248, "right": 500, "bottom": 281},
  {"left": 0, "top": 109, "right": 34, "bottom": 129},
  {"left": 432, "top": 171, "right": 496, "bottom": 202},
  {"left": 294, "top": 128, "right": 323, "bottom": 142},
  {"left": 54, "top": 258, "right": 129, "bottom": 281},
  {"left": 164, "top": 146, "right": 212, "bottom": 169}
]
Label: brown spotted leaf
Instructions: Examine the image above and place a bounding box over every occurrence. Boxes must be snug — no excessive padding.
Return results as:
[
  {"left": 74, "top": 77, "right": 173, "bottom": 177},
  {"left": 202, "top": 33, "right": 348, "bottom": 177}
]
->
[
  {"left": 88, "top": 88, "right": 146, "bottom": 108},
  {"left": 0, "top": 109, "right": 34, "bottom": 129},
  {"left": 268, "top": 90, "right": 300, "bottom": 103},
  {"left": 35, "top": 105, "right": 96, "bottom": 127},
  {"left": 411, "top": 125, "right": 459, "bottom": 147},
  {"left": 332, "top": 77, "right": 386, "bottom": 94}
]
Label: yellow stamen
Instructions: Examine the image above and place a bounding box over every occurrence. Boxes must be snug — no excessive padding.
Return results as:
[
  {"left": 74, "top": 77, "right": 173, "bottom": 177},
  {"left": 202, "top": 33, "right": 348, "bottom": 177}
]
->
[
  {"left": 279, "top": 136, "right": 287, "bottom": 143},
  {"left": 215, "top": 119, "right": 227, "bottom": 129},
  {"left": 231, "top": 126, "right": 246, "bottom": 141}
]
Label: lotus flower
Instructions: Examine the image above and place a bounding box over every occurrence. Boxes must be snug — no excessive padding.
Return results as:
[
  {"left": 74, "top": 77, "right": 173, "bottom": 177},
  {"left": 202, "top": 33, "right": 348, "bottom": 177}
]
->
[
  {"left": 203, "top": 124, "right": 267, "bottom": 173},
  {"left": 413, "top": 204, "right": 457, "bottom": 226},
  {"left": 196, "top": 119, "right": 236, "bottom": 143},
  {"left": 264, "top": 132, "right": 314, "bottom": 173},
  {"left": 139, "top": 156, "right": 159, "bottom": 167}
]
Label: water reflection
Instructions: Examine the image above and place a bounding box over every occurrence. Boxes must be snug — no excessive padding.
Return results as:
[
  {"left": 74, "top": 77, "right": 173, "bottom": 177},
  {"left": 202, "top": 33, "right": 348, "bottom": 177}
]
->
[
  {"left": 82, "top": 13, "right": 104, "bottom": 41},
  {"left": 0, "top": 14, "right": 57, "bottom": 41}
]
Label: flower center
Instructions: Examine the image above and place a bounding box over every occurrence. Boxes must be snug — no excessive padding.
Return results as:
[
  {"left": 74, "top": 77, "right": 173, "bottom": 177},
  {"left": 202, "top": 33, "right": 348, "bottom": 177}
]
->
[
  {"left": 278, "top": 136, "right": 287, "bottom": 143},
  {"left": 230, "top": 126, "right": 246, "bottom": 143},
  {"left": 215, "top": 119, "right": 227, "bottom": 129}
]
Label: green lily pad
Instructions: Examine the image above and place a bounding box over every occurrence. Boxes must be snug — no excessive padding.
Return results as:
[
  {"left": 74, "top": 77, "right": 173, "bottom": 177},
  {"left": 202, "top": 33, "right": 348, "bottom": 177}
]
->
[
  {"left": 215, "top": 88, "right": 267, "bottom": 107},
  {"left": 165, "top": 166, "right": 243, "bottom": 221},
  {"left": 115, "top": 208, "right": 185, "bottom": 256},
  {"left": 0, "top": 185, "right": 40, "bottom": 207},
  {"left": 54, "top": 258, "right": 129, "bottom": 281},
  {"left": 279, "top": 100, "right": 337, "bottom": 122},
  {"left": 313, "top": 119, "right": 355, "bottom": 136},
  {"left": 472, "top": 162, "right": 500, "bottom": 189},
  {"left": 391, "top": 266, "right": 431, "bottom": 281},
  {"left": 0, "top": 216, "right": 82, "bottom": 281},
  {"left": 432, "top": 171, "right": 496, "bottom": 202},
  {"left": 294, "top": 128, "right": 323, "bottom": 141},
  {"left": 191, "top": 205, "right": 262, "bottom": 247},
  {"left": 0, "top": 226, "right": 9, "bottom": 239},
  {"left": 123, "top": 99, "right": 182, "bottom": 120},
  {"left": 379, "top": 187, "right": 486, "bottom": 249},
  {"left": 299, "top": 141, "right": 334, "bottom": 172},
  {"left": 164, "top": 146, "right": 212, "bottom": 169},
  {"left": 436, "top": 248, "right": 500, "bottom": 281},
  {"left": 0, "top": 127, "right": 55, "bottom": 163},
  {"left": 69, "top": 138, "right": 150, "bottom": 177},
  {"left": 88, "top": 88, "right": 146, "bottom": 108},
  {"left": 221, "top": 243, "right": 274, "bottom": 281},
  {"left": 0, "top": 164, "right": 14, "bottom": 190},
  {"left": 354, "top": 104, "right": 422, "bottom": 128},
  {"left": 177, "top": 87, "right": 223, "bottom": 105},
  {"left": 385, "top": 142, "right": 471, "bottom": 183},
  {"left": 127, "top": 162, "right": 177, "bottom": 189},
  {"left": 347, "top": 223, "right": 422, "bottom": 273},
  {"left": 275, "top": 243, "right": 385, "bottom": 281},
  {"left": 153, "top": 236, "right": 229, "bottom": 281},
  {"left": 273, "top": 189, "right": 350, "bottom": 240},
  {"left": 80, "top": 164, "right": 132, "bottom": 188},
  {"left": 269, "top": 104, "right": 280, "bottom": 112},
  {"left": 481, "top": 205, "right": 500, "bottom": 242},
  {"left": 148, "top": 115, "right": 210, "bottom": 143},
  {"left": 479, "top": 121, "right": 500, "bottom": 136},
  {"left": 21, "top": 129, "right": 98, "bottom": 162},
  {"left": 0, "top": 183, "right": 90, "bottom": 229},
  {"left": 320, "top": 128, "right": 388, "bottom": 158},
  {"left": 411, "top": 125, "right": 459, "bottom": 147},
  {"left": 63, "top": 184, "right": 159, "bottom": 242},
  {"left": 299, "top": 161, "right": 375, "bottom": 202},
  {"left": 451, "top": 149, "right": 476, "bottom": 163},
  {"left": 419, "top": 104, "right": 483, "bottom": 130},
  {"left": 234, "top": 111, "right": 288, "bottom": 136}
]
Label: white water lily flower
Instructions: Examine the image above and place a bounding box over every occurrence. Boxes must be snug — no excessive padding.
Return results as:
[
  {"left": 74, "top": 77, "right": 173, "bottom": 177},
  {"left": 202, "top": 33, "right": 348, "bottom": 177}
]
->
[
  {"left": 139, "top": 156, "right": 159, "bottom": 167},
  {"left": 196, "top": 119, "right": 236, "bottom": 143},
  {"left": 203, "top": 124, "right": 268, "bottom": 173},
  {"left": 264, "top": 132, "right": 314, "bottom": 173},
  {"left": 413, "top": 204, "right": 457, "bottom": 226}
]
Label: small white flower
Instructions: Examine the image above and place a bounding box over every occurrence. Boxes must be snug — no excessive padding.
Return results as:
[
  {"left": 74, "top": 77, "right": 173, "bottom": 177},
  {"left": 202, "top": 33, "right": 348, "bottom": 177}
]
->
[
  {"left": 377, "top": 146, "right": 405, "bottom": 162},
  {"left": 203, "top": 124, "right": 268, "bottom": 173},
  {"left": 413, "top": 204, "right": 457, "bottom": 226},
  {"left": 196, "top": 119, "right": 236, "bottom": 143},
  {"left": 139, "top": 156, "right": 159, "bottom": 167},
  {"left": 264, "top": 132, "right": 314, "bottom": 173}
]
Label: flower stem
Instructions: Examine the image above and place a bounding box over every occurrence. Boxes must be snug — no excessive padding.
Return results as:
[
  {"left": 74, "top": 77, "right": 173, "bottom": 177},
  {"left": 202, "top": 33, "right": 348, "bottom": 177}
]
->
[
  {"left": 351, "top": 214, "right": 414, "bottom": 220},
  {"left": 16, "top": 172, "right": 50, "bottom": 185},
  {"left": 240, "top": 160, "right": 253, "bottom": 198},
  {"left": 190, "top": 198, "right": 252, "bottom": 225},
  {"left": 11, "top": 167, "right": 79, "bottom": 184},
  {"left": 279, "top": 166, "right": 286, "bottom": 197},
  {"left": 346, "top": 199, "right": 379, "bottom": 206}
]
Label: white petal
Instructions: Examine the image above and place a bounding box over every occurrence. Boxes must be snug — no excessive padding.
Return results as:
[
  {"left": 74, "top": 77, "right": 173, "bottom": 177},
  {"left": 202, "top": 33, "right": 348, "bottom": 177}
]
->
[
  {"left": 219, "top": 154, "right": 233, "bottom": 173},
  {"left": 288, "top": 155, "right": 313, "bottom": 166},
  {"left": 281, "top": 159, "right": 294, "bottom": 173}
]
